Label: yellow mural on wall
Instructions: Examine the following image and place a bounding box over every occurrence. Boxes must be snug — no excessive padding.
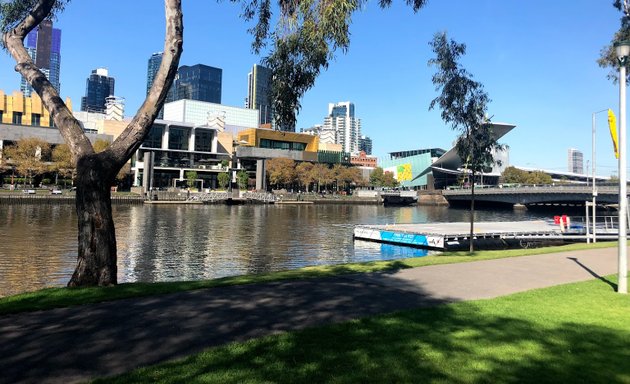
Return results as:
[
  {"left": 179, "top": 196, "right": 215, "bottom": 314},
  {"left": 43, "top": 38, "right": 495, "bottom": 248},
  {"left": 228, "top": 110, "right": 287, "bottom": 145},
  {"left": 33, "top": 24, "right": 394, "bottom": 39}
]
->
[{"left": 397, "top": 163, "right": 412, "bottom": 181}]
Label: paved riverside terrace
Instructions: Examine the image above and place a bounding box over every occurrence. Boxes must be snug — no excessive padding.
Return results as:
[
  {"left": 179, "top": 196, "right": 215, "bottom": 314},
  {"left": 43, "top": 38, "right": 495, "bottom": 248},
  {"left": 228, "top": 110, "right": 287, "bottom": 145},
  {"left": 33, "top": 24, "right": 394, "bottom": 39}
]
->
[{"left": 0, "top": 247, "right": 623, "bottom": 384}]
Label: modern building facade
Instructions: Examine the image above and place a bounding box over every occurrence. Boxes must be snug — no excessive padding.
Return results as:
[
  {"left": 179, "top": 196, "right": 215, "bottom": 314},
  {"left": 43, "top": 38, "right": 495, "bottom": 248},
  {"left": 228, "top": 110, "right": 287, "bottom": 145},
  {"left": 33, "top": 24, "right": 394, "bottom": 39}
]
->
[
  {"left": 246, "top": 64, "right": 273, "bottom": 127},
  {"left": 131, "top": 120, "right": 232, "bottom": 189},
  {"left": 146, "top": 52, "right": 163, "bottom": 94},
  {"left": 0, "top": 90, "right": 72, "bottom": 127},
  {"left": 568, "top": 148, "right": 583, "bottom": 174},
  {"left": 359, "top": 135, "right": 372, "bottom": 155},
  {"left": 81, "top": 68, "right": 115, "bottom": 113},
  {"left": 20, "top": 20, "right": 61, "bottom": 97},
  {"left": 322, "top": 101, "right": 361, "bottom": 153},
  {"left": 163, "top": 99, "right": 259, "bottom": 136},
  {"left": 167, "top": 64, "right": 222, "bottom": 104}
]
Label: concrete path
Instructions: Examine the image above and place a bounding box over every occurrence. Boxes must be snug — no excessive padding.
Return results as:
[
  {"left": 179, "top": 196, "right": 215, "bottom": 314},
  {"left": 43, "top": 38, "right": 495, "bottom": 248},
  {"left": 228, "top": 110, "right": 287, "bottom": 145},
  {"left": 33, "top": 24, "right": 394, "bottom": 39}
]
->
[{"left": 0, "top": 246, "right": 623, "bottom": 384}]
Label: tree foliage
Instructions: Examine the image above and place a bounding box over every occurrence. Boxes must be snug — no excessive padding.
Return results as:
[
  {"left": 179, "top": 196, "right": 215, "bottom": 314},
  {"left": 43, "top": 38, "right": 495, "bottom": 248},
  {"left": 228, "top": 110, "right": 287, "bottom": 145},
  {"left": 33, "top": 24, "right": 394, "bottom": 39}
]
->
[
  {"left": 266, "top": 157, "right": 296, "bottom": 188},
  {"left": 429, "top": 32, "right": 505, "bottom": 253},
  {"left": 236, "top": 169, "right": 249, "bottom": 190},
  {"left": 369, "top": 167, "right": 399, "bottom": 188},
  {"left": 3, "top": 137, "right": 51, "bottom": 185},
  {"left": 598, "top": 1, "right": 630, "bottom": 83},
  {"left": 501, "top": 166, "right": 553, "bottom": 185},
  {"left": 295, "top": 161, "right": 315, "bottom": 192},
  {"left": 217, "top": 172, "right": 230, "bottom": 190},
  {"left": 185, "top": 170, "right": 198, "bottom": 189}
]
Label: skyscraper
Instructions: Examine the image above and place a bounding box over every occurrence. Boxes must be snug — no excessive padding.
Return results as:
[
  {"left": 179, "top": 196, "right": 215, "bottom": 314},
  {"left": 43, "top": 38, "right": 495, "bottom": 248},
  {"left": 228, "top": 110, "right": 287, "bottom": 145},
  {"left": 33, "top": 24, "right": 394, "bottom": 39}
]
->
[
  {"left": 166, "top": 64, "right": 222, "bottom": 104},
  {"left": 81, "top": 68, "right": 115, "bottom": 113},
  {"left": 246, "top": 64, "right": 273, "bottom": 127},
  {"left": 359, "top": 135, "right": 373, "bottom": 155},
  {"left": 146, "top": 52, "right": 163, "bottom": 94},
  {"left": 322, "top": 101, "right": 361, "bottom": 153},
  {"left": 20, "top": 19, "right": 62, "bottom": 97},
  {"left": 568, "top": 148, "right": 583, "bottom": 174}
]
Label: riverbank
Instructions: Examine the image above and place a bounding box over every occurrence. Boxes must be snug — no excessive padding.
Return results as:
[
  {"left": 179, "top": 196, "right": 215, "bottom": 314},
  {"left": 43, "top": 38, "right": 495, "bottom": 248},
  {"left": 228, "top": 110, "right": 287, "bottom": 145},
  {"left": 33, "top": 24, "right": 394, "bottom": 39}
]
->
[{"left": 1, "top": 244, "right": 628, "bottom": 383}]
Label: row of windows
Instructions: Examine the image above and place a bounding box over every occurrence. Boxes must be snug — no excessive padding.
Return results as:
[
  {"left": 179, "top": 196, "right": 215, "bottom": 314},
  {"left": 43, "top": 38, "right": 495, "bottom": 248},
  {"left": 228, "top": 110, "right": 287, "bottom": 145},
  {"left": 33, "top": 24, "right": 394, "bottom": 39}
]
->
[
  {"left": 259, "top": 139, "right": 306, "bottom": 151},
  {"left": 143, "top": 125, "right": 215, "bottom": 152},
  {"left": 1, "top": 112, "right": 45, "bottom": 126}
]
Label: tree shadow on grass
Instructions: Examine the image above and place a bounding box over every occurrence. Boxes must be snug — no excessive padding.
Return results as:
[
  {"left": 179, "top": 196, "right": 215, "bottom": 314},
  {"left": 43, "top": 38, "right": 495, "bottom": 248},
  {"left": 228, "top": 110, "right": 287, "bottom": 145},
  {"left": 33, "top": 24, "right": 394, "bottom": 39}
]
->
[{"left": 96, "top": 280, "right": 630, "bottom": 384}]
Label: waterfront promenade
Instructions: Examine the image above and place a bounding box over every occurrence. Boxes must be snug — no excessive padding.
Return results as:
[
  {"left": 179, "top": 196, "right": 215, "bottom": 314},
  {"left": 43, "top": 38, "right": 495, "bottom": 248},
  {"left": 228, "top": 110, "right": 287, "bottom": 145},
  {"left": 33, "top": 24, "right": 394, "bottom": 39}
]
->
[{"left": 0, "top": 246, "right": 623, "bottom": 384}]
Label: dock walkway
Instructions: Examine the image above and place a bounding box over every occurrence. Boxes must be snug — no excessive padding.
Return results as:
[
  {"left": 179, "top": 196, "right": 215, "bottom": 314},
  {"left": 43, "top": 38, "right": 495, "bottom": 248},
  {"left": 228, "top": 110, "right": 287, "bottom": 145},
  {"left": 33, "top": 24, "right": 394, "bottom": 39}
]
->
[{"left": 354, "top": 220, "right": 617, "bottom": 250}]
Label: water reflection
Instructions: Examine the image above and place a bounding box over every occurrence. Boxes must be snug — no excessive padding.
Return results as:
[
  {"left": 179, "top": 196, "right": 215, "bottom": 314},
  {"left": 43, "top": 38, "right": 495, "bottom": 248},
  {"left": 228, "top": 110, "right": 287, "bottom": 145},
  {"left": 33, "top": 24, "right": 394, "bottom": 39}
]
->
[{"left": 0, "top": 204, "right": 549, "bottom": 297}]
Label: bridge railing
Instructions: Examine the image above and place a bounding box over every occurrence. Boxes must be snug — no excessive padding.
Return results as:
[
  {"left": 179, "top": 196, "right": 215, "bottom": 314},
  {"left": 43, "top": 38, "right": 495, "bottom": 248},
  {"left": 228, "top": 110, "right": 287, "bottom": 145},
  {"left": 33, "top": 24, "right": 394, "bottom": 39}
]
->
[{"left": 443, "top": 185, "right": 620, "bottom": 196}]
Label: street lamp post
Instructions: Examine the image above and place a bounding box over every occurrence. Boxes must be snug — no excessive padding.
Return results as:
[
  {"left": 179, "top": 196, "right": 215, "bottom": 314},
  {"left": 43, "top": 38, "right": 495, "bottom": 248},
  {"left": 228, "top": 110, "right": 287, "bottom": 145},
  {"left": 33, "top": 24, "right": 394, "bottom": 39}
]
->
[
  {"left": 592, "top": 109, "right": 608, "bottom": 243},
  {"left": 615, "top": 41, "right": 630, "bottom": 294}
]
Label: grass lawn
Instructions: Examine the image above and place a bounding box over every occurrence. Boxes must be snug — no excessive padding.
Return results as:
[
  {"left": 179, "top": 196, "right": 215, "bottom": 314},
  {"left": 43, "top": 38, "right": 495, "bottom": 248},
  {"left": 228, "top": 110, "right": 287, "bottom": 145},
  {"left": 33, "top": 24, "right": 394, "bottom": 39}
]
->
[
  {"left": 94, "top": 276, "right": 630, "bottom": 383},
  {"left": 0, "top": 241, "right": 619, "bottom": 315}
]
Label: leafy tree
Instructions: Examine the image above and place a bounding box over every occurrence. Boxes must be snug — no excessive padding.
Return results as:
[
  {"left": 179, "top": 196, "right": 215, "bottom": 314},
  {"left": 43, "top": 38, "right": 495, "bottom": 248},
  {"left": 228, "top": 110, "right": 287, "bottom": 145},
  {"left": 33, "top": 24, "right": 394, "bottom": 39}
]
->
[
  {"left": 382, "top": 171, "right": 399, "bottom": 188},
  {"left": 429, "top": 32, "right": 505, "bottom": 253},
  {"left": 295, "top": 162, "right": 315, "bottom": 192},
  {"left": 500, "top": 166, "right": 528, "bottom": 184},
  {"left": 311, "top": 163, "right": 333, "bottom": 192},
  {"left": 266, "top": 158, "right": 296, "bottom": 189},
  {"left": 92, "top": 139, "right": 111, "bottom": 153},
  {"left": 51, "top": 143, "right": 74, "bottom": 187},
  {"left": 1, "top": 0, "right": 429, "bottom": 287},
  {"left": 526, "top": 170, "right": 552, "bottom": 185},
  {"left": 598, "top": 1, "right": 630, "bottom": 83},
  {"left": 3, "top": 137, "right": 51, "bottom": 186},
  {"left": 236, "top": 169, "right": 249, "bottom": 190},
  {"left": 338, "top": 166, "right": 363, "bottom": 191},
  {"left": 369, "top": 167, "right": 385, "bottom": 186},
  {"left": 217, "top": 172, "right": 230, "bottom": 190},
  {"left": 185, "top": 170, "right": 198, "bottom": 189}
]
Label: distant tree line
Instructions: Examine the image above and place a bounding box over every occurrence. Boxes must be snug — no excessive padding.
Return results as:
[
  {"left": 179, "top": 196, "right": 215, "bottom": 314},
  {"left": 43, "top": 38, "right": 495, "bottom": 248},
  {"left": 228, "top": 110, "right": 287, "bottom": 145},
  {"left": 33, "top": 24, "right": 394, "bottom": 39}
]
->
[
  {"left": 500, "top": 166, "right": 553, "bottom": 185},
  {"left": 1, "top": 137, "right": 130, "bottom": 188}
]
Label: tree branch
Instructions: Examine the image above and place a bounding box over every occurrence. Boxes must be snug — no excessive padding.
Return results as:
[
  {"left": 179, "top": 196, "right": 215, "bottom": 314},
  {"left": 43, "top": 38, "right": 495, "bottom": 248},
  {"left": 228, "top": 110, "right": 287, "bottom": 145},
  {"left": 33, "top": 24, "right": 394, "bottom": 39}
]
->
[
  {"left": 2, "top": 0, "right": 94, "bottom": 161},
  {"left": 107, "top": 0, "right": 183, "bottom": 166}
]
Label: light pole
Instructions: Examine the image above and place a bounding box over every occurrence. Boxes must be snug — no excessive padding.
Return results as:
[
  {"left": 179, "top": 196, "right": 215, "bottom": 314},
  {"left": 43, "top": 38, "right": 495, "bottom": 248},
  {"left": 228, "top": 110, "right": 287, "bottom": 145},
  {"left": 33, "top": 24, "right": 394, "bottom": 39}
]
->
[
  {"left": 615, "top": 40, "right": 630, "bottom": 294},
  {"left": 592, "top": 109, "right": 608, "bottom": 243}
]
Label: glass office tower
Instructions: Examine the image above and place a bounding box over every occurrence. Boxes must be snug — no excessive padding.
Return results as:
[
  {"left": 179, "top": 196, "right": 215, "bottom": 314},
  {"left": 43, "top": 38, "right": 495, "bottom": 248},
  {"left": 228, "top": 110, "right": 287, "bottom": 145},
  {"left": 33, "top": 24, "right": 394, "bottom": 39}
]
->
[
  {"left": 20, "top": 20, "right": 62, "bottom": 97},
  {"left": 146, "top": 52, "right": 163, "bottom": 94},
  {"left": 167, "top": 64, "right": 222, "bottom": 104},
  {"left": 246, "top": 64, "right": 273, "bottom": 127},
  {"left": 81, "top": 68, "right": 115, "bottom": 113}
]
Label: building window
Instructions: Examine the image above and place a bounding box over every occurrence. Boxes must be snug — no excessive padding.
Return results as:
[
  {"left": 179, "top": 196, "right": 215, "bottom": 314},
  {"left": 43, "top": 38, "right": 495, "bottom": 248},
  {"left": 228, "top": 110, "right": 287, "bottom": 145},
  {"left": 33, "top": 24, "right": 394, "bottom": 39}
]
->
[
  {"left": 143, "top": 125, "right": 164, "bottom": 148},
  {"left": 168, "top": 127, "right": 189, "bottom": 150},
  {"left": 194, "top": 129, "right": 213, "bottom": 152},
  {"left": 12, "top": 112, "right": 22, "bottom": 125},
  {"left": 260, "top": 138, "right": 306, "bottom": 151},
  {"left": 31, "top": 113, "right": 41, "bottom": 126}
]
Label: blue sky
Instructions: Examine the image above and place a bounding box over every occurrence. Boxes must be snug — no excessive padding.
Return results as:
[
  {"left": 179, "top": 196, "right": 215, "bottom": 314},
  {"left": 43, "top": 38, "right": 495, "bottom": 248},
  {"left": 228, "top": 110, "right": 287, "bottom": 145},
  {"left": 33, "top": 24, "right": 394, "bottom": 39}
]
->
[{"left": 0, "top": 1, "right": 624, "bottom": 176}]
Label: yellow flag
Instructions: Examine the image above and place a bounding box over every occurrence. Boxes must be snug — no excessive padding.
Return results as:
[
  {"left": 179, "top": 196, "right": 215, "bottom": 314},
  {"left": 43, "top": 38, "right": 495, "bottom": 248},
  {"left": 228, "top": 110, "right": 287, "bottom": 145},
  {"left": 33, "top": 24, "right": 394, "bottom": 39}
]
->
[{"left": 608, "top": 109, "right": 619, "bottom": 159}]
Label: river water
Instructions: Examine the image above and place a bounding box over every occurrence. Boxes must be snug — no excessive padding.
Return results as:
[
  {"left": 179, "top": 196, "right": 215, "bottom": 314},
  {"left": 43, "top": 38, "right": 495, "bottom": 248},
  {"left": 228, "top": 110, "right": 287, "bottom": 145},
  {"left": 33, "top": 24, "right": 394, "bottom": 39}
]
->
[{"left": 0, "top": 203, "right": 550, "bottom": 297}]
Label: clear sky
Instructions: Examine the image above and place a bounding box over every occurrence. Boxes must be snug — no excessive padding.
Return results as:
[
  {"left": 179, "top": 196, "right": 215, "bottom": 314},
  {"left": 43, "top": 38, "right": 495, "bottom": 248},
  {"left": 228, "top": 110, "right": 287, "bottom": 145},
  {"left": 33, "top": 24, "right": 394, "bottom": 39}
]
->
[{"left": 0, "top": 1, "right": 624, "bottom": 176}]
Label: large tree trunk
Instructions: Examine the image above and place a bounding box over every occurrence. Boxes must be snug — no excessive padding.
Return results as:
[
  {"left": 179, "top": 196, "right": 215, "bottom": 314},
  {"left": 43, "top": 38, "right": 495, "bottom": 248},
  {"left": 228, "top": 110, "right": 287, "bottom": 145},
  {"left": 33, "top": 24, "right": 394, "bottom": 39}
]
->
[{"left": 68, "top": 156, "right": 117, "bottom": 287}]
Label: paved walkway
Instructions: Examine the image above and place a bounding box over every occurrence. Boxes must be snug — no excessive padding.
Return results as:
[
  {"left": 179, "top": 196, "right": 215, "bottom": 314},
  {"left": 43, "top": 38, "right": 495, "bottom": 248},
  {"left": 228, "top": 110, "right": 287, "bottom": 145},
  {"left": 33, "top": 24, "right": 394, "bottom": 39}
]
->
[{"left": 0, "top": 247, "right": 623, "bottom": 384}]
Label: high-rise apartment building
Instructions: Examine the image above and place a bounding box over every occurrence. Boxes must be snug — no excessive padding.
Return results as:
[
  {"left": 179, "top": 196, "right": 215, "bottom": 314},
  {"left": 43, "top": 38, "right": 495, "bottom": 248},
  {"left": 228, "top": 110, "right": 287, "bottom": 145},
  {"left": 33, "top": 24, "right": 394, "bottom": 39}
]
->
[
  {"left": 322, "top": 101, "right": 361, "bottom": 153},
  {"left": 20, "top": 19, "right": 62, "bottom": 97},
  {"left": 81, "top": 68, "right": 115, "bottom": 113},
  {"left": 146, "top": 52, "right": 163, "bottom": 94},
  {"left": 246, "top": 64, "right": 273, "bottom": 127},
  {"left": 568, "top": 148, "right": 583, "bottom": 174},
  {"left": 166, "top": 64, "right": 222, "bottom": 104},
  {"left": 359, "top": 135, "right": 372, "bottom": 155}
]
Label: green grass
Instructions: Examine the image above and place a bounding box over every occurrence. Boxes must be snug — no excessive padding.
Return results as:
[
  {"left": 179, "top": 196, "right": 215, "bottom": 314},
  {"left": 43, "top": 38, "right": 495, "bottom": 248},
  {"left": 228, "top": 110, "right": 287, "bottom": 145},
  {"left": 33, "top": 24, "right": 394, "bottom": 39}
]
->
[
  {"left": 0, "top": 241, "right": 619, "bottom": 315},
  {"left": 94, "top": 276, "right": 630, "bottom": 384}
]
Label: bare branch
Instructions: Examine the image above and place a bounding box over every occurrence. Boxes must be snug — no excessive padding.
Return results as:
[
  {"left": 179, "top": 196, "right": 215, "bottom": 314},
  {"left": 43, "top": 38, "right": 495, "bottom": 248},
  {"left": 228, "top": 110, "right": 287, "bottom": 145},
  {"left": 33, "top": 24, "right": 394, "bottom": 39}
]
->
[
  {"left": 107, "top": 0, "right": 183, "bottom": 166},
  {"left": 3, "top": 0, "right": 94, "bottom": 160}
]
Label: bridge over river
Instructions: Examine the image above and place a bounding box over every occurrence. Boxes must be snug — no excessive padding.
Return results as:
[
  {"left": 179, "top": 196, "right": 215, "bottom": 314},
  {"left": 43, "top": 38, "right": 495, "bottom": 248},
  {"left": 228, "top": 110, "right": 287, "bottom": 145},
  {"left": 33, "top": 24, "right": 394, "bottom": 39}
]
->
[{"left": 442, "top": 185, "right": 624, "bottom": 208}]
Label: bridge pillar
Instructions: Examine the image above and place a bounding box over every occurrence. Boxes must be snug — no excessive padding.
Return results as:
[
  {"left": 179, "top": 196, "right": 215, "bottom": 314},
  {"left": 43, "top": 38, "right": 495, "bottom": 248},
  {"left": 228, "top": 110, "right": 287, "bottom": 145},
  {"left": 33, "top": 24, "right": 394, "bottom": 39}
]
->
[{"left": 256, "top": 159, "right": 266, "bottom": 191}]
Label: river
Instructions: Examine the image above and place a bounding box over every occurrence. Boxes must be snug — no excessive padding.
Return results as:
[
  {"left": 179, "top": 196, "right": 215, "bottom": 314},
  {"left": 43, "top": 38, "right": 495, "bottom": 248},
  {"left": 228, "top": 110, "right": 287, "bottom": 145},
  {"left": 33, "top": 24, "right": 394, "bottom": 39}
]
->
[{"left": 0, "top": 203, "right": 550, "bottom": 297}]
